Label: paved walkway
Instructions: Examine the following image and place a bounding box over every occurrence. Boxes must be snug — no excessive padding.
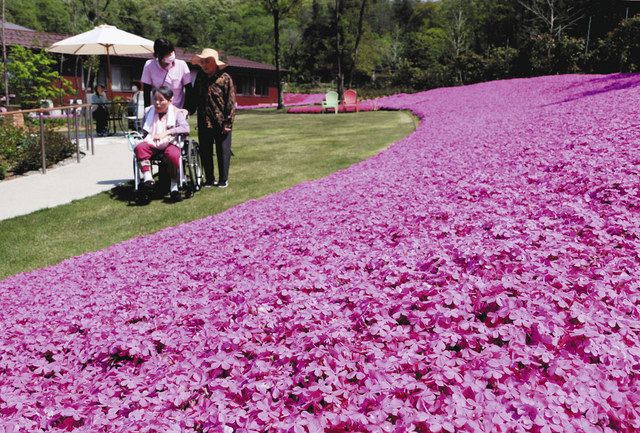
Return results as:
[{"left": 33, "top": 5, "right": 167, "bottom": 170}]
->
[{"left": 0, "top": 135, "right": 133, "bottom": 221}]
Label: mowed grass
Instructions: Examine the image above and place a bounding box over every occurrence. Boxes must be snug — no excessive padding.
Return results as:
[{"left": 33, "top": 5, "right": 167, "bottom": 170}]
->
[{"left": 0, "top": 110, "right": 416, "bottom": 280}]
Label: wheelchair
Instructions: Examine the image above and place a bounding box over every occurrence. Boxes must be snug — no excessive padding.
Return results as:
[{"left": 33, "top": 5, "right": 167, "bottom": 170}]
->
[{"left": 126, "top": 131, "right": 204, "bottom": 204}]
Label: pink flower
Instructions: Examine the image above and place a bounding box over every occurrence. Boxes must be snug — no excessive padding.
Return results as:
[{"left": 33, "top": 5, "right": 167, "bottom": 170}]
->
[{"left": 2, "top": 74, "right": 640, "bottom": 431}]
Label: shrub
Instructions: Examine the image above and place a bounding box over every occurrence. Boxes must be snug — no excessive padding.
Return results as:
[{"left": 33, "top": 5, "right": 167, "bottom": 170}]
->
[
  {"left": 482, "top": 46, "right": 518, "bottom": 80},
  {"left": 0, "top": 45, "right": 73, "bottom": 108},
  {"left": 593, "top": 16, "right": 640, "bottom": 73},
  {"left": 528, "top": 34, "right": 586, "bottom": 75},
  {"left": 0, "top": 124, "right": 75, "bottom": 177}
]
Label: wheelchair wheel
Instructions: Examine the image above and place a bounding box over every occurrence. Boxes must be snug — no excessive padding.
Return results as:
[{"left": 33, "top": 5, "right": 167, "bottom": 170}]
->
[
  {"left": 135, "top": 189, "right": 151, "bottom": 205},
  {"left": 185, "top": 140, "right": 203, "bottom": 194}
]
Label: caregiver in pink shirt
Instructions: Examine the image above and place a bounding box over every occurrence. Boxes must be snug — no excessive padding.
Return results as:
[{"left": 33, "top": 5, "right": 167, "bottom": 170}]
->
[{"left": 141, "top": 38, "right": 191, "bottom": 109}]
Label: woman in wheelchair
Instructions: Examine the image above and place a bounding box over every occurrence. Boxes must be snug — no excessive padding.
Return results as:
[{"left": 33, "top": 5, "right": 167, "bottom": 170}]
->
[{"left": 134, "top": 86, "right": 190, "bottom": 202}]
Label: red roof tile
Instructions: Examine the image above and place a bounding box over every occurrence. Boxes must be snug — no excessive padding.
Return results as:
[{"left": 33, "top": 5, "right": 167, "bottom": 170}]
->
[{"left": 4, "top": 28, "right": 70, "bottom": 49}]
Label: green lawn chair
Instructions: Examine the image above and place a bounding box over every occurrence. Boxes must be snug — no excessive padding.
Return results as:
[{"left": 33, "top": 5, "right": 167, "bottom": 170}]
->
[{"left": 321, "top": 91, "right": 339, "bottom": 114}]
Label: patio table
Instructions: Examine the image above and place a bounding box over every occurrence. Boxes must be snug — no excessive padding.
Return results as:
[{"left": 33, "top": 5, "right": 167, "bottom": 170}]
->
[{"left": 102, "top": 101, "right": 131, "bottom": 135}]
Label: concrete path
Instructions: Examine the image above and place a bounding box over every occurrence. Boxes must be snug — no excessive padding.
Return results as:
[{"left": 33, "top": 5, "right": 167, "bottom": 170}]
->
[{"left": 0, "top": 135, "right": 133, "bottom": 221}]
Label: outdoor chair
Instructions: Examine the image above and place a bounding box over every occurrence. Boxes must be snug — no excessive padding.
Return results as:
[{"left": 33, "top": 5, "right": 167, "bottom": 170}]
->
[
  {"left": 126, "top": 96, "right": 144, "bottom": 132},
  {"left": 342, "top": 89, "right": 359, "bottom": 112},
  {"left": 40, "top": 99, "right": 62, "bottom": 117},
  {"left": 321, "top": 91, "right": 339, "bottom": 114}
]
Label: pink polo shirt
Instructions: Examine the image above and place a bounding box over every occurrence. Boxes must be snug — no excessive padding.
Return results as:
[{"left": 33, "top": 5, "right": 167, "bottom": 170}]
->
[{"left": 140, "top": 59, "right": 191, "bottom": 108}]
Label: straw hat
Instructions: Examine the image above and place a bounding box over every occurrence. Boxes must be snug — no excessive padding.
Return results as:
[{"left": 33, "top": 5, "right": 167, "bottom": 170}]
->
[{"left": 191, "top": 48, "right": 227, "bottom": 68}]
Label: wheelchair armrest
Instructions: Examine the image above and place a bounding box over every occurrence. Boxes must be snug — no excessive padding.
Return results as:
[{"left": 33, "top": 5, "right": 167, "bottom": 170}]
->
[
  {"left": 174, "top": 133, "right": 189, "bottom": 148},
  {"left": 126, "top": 131, "right": 144, "bottom": 152}
]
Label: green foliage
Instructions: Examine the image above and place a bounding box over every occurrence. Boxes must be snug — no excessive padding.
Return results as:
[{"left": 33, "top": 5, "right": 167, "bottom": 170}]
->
[
  {"left": 3, "top": 0, "right": 639, "bottom": 92},
  {"left": 452, "top": 46, "right": 518, "bottom": 83},
  {"left": 0, "top": 110, "right": 415, "bottom": 278},
  {"left": 529, "top": 34, "right": 586, "bottom": 75},
  {"left": 0, "top": 124, "right": 28, "bottom": 179},
  {"left": 7, "top": 0, "right": 73, "bottom": 33},
  {"left": 0, "top": 124, "right": 75, "bottom": 176},
  {"left": 219, "top": 4, "right": 274, "bottom": 63},
  {"left": 157, "top": 0, "right": 232, "bottom": 50},
  {"left": 398, "top": 27, "right": 451, "bottom": 88},
  {"left": 481, "top": 46, "right": 518, "bottom": 80},
  {"left": 287, "top": 0, "right": 334, "bottom": 82},
  {"left": 596, "top": 16, "right": 640, "bottom": 73},
  {"left": 0, "top": 46, "right": 73, "bottom": 108}
]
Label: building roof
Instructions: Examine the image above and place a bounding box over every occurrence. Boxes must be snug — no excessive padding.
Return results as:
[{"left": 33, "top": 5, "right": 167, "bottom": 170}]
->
[
  {"left": 3, "top": 27, "right": 278, "bottom": 72},
  {"left": 174, "top": 48, "right": 277, "bottom": 71},
  {"left": 1, "top": 21, "right": 35, "bottom": 31},
  {"left": 4, "top": 28, "right": 68, "bottom": 48}
]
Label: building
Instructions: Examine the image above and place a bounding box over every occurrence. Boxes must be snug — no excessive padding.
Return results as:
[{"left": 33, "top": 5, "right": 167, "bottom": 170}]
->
[{"left": 1, "top": 25, "right": 280, "bottom": 106}]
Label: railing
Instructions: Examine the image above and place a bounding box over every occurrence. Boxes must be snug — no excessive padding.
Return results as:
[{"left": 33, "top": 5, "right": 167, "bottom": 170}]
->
[{"left": 0, "top": 103, "right": 94, "bottom": 174}]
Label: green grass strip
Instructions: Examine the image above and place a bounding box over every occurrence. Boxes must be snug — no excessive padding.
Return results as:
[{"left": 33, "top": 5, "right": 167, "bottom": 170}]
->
[{"left": 0, "top": 110, "right": 416, "bottom": 280}]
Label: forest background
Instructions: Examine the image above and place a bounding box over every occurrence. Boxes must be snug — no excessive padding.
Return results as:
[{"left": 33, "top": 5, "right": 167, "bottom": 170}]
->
[{"left": 5, "top": 0, "right": 640, "bottom": 96}]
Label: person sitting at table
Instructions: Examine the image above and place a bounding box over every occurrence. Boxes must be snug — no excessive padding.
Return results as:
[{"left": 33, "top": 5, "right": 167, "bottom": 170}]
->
[
  {"left": 134, "top": 86, "right": 190, "bottom": 202},
  {"left": 91, "top": 84, "right": 109, "bottom": 136}
]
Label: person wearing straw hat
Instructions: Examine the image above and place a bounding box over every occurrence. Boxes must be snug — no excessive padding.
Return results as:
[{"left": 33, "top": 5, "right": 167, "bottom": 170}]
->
[{"left": 187, "top": 48, "right": 236, "bottom": 188}]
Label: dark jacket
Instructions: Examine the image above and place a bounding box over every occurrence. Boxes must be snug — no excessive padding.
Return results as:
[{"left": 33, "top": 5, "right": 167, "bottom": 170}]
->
[{"left": 187, "top": 69, "right": 236, "bottom": 132}]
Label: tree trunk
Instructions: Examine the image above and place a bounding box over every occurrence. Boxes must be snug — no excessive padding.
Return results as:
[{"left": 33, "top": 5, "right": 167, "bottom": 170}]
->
[
  {"left": 2, "top": 0, "right": 9, "bottom": 105},
  {"left": 273, "top": 8, "right": 284, "bottom": 110},
  {"left": 348, "top": 0, "right": 367, "bottom": 88},
  {"left": 335, "top": 0, "right": 344, "bottom": 97}
]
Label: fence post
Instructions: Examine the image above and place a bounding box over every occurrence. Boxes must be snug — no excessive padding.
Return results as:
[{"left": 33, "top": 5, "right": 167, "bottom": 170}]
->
[
  {"left": 86, "top": 104, "right": 95, "bottom": 155},
  {"left": 39, "top": 112, "right": 46, "bottom": 174},
  {"left": 66, "top": 105, "right": 72, "bottom": 141},
  {"left": 74, "top": 107, "right": 81, "bottom": 163},
  {"left": 82, "top": 102, "right": 90, "bottom": 152}
]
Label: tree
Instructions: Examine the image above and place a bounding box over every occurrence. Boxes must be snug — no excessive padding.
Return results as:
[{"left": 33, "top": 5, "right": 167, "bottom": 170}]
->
[
  {"left": 441, "top": 0, "right": 476, "bottom": 84},
  {"left": 217, "top": 3, "right": 273, "bottom": 64},
  {"left": 261, "top": 0, "right": 301, "bottom": 109},
  {"left": 596, "top": 15, "right": 640, "bottom": 73},
  {"left": 6, "top": 0, "right": 71, "bottom": 33},
  {"left": 157, "top": 0, "right": 231, "bottom": 49},
  {"left": 517, "top": 0, "right": 583, "bottom": 40},
  {"left": 288, "top": 0, "right": 334, "bottom": 83},
  {"left": 332, "top": 0, "right": 345, "bottom": 96},
  {"left": 347, "top": 0, "right": 367, "bottom": 87},
  {"left": 0, "top": 46, "right": 72, "bottom": 108}
]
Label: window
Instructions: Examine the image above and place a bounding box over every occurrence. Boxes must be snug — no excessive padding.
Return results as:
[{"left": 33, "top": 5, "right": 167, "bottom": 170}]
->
[
  {"left": 111, "top": 65, "right": 133, "bottom": 91},
  {"left": 255, "top": 77, "right": 270, "bottom": 96},
  {"left": 235, "top": 75, "right": 253, "bottom": 96}
]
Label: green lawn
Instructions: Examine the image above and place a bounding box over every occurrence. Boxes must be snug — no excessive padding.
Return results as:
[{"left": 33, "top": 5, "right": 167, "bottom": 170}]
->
[{"left": 0, "top": 109, "right": 416, "bottom": 280}]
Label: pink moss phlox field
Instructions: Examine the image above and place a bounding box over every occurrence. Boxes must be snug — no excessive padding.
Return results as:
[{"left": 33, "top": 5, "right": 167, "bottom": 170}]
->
[
  {"left": 237, "top": 93, "right": 325, "bottom": 110},
  {"left": 286, "top": 100, "right": 379, "bottom": 114},
  {"left": 2, "top": 74, "right": 640, "bottom": 432}
]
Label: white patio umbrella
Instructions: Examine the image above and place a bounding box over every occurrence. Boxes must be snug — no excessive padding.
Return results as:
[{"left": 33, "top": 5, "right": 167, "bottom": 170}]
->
[{"left": 47, "top": 24, "right": 154, "bottom": 96}]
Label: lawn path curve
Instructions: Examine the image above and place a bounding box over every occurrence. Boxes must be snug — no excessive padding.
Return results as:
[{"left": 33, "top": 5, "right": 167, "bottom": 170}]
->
[{"left": 1, "top": 74, "right": 640, "bottom": 432}]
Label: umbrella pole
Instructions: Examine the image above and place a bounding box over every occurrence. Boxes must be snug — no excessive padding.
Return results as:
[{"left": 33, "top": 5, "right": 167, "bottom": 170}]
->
[{"left": 105, "top": 45, "right": 113, "bottom": 99}]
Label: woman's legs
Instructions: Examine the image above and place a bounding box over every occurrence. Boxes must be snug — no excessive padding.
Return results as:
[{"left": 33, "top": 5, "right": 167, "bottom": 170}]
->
[
  {"left": 93, "top": 106, "right": 108, "bottom": 135},
  {"left": 134, "top": 142, "right": 156, "bottom": 184},
  {"left": 135, "top": 143, "right": 182, "bottom": 198},
  {"left": 163, "top": 144, "right": 181, "bottom": 181},
  {"left": 164, "top": 144, "right": 183, "bottom": 201},
  {"left": 214, "top": 132, "right": 232, "bottom": 186},
  {"left": 198, "top": 128, "right": 215, "bottom": 185}
]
